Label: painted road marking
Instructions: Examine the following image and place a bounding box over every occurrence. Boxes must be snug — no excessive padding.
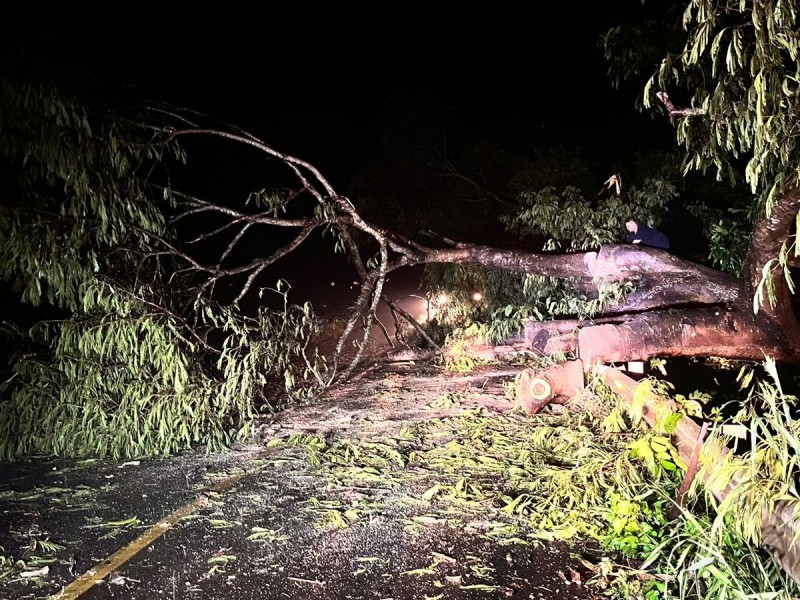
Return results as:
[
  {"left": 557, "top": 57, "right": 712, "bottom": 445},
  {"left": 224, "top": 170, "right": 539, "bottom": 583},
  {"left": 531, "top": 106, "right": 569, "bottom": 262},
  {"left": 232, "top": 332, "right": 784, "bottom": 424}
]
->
[{"left": 51, "top": 463, "right": 256, "bottom": 599}]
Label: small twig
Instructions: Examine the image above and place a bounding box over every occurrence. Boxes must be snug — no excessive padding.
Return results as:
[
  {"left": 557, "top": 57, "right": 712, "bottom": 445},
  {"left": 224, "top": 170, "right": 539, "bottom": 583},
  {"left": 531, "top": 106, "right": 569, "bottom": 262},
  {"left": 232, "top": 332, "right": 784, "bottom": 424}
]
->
[
  {"left": 381, "top": 295, "right": 442, "bottom": 356},
  {"left": 419, "top": 229, "right": 472, "bottom": 248},
  {"left": 287, "top": 576, "right": 326, "bottom": 586},
  {"left": 656, "top": 91, "right": 705, "bottom": 118},
  {"left": 373, "top": 314, "right": 395, "bottom": 349}
]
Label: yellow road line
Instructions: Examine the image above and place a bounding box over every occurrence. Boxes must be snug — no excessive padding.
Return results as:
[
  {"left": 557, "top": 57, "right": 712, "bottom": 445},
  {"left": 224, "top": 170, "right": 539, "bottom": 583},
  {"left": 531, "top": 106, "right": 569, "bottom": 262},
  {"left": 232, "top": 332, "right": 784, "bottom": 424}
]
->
[{"left": 52, "top": 466, "right": 251, "bottom": 599}]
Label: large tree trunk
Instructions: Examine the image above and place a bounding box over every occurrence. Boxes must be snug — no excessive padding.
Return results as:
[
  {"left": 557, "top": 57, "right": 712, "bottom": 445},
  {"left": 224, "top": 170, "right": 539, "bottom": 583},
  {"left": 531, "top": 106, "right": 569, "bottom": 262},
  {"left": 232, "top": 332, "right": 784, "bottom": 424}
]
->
[
  {"left": 402, "top": 243, "right": 742, "bottom": 312},
  {"left": 577, "top": 307, "right": 800, "bottom": 365},
  {"left": 526, "top": 302, "right": 800, "bottom": 366},
  {"left": 166, "top": 127, "right": 800, "bottom": 373},
  {"left": 519, "top": 186, "right": 800, "bottom": 366}
]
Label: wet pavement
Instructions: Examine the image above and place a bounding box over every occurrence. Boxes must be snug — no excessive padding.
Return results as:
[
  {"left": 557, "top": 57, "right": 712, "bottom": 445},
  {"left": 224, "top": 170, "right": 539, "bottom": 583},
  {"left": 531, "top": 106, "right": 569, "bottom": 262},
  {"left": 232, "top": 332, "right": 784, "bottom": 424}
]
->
[{"left": 0, "top": 362, "right": 606, "bottom": 600}]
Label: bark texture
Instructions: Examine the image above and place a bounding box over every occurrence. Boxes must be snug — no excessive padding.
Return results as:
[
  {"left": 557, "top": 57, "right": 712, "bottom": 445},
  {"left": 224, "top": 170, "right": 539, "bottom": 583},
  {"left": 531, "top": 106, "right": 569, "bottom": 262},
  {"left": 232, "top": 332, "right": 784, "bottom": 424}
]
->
[
  {"left": 166, "top": 127, "right": 800, "bottom": 372},
  {"left": 512, "top": 184, "right": 800, "bottom": 366}
]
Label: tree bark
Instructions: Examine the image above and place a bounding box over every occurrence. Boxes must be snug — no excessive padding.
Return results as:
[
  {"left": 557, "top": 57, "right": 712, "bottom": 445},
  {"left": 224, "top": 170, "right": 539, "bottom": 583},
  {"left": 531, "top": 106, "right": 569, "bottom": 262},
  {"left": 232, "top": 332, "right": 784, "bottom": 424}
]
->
[
  {"left": 518, "top": 185, "right": 800, "bottom": 366},
  {"left": 578, "top": 306, "right": 800, "bottom": 366},
  {"left": 163, "top": 126, "right": 800, "bottom": 372},
  {"left": 395, "top": 243, "right": 741, "bottom": 313}
]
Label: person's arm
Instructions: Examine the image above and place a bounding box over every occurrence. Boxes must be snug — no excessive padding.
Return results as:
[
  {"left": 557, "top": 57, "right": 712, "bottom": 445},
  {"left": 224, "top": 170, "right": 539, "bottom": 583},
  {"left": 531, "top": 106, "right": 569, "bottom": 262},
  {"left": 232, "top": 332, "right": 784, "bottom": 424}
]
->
[
  {"left": 626, "top": 232, "right": 641, "bottom": 244},
  {"left": 634, "top": 225, "right": 658, "bottom": 246}
]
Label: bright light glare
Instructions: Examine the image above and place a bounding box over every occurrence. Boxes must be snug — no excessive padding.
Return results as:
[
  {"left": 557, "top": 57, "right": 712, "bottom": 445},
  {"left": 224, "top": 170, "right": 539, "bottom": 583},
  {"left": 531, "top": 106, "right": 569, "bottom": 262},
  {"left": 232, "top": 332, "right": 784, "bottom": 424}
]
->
[
  {"left": 436, "top": 293, "right": 450, "bottom": 304},
  {"left": 472, "top": 292, "right": 483, "bottom": 302}
]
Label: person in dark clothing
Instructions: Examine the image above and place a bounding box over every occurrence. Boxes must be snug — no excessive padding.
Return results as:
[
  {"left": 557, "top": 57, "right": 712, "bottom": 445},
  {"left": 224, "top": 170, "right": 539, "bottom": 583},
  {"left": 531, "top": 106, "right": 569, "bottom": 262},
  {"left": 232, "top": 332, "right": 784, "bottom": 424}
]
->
[{"left": 625, "top": 217, "right": 670, "bottom": 250}]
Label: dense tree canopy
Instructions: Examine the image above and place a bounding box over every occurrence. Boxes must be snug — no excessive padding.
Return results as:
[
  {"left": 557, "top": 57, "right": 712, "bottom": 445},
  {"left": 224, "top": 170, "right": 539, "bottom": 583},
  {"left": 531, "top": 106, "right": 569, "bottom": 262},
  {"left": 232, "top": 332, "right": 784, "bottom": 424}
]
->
[{"left": 2, "top": 0, "right": 800, "bottom": 461}]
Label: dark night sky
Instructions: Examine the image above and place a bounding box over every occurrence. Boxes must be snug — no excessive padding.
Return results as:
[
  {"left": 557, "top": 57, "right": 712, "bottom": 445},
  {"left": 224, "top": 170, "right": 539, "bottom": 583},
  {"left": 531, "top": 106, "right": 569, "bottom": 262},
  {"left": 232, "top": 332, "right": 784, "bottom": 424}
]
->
[
  {"left": 2, "top": 3, "right": 668, "bottom": 186},
  {"left": 147, "top": 2, "right": 665, "bottom": 182},
  {"left": 2, "top": 3, "right": 674, "bottom": 316}
]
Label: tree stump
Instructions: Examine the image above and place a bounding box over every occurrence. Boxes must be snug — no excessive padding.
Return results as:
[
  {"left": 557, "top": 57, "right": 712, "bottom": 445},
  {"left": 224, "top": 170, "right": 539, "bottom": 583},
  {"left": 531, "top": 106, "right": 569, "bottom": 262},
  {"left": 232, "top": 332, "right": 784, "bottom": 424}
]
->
[{"left": 515, "top": 359, "right": 585, "bottom": 414}]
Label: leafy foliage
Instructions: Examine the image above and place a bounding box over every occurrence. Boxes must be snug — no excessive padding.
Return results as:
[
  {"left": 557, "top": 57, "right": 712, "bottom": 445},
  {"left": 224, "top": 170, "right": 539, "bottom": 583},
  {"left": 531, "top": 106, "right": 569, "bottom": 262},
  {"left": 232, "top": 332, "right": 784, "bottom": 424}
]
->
[
  {"left": 0, "top": 79, "right": 176, "bottom": 310},
  {"left": 504, "top": 155, "right": 680, "bottom": 252},
  {"left": 644, "top": 1, "right": 800, "bottom": 202},
  {"left": 700, "top": 358, "right": 800, "bottom": 546},
  {"left": 416, "top": 147, "right": 690, "bottom": 345},
  {"left": 634, "top": 1, "right": 800, "bottom": 305},
  {"left": 600, "top": 491, "right": 670, "bottom": 559},
  {"left": 0, "top": 79, "right": 327, "bottom": 459},
  {"left": 271, "top": 357, "right": 800, "bottom": 597},
  {"left": 0, "top": 279, "right": 325, "bottom": 459},
  {"left": 685, "top": 201, "right": 754, "bottom": 275},
  {"left": 643, "top": 509, "right": 799, "bottom": 600},
  {"left": 590, "top": 358, "right": 800, "bottom": 597}
]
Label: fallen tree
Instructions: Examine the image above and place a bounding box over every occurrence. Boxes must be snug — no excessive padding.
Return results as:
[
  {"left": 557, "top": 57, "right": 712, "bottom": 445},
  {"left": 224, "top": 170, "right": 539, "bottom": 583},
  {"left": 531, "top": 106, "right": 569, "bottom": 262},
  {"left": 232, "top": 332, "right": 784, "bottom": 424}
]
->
[
  {"left": 2, "top": 0, "right": 800, "bottom": 461},
  {"left": 154, "top": 0, "right": 800, "bottom": 374},
  {"left": 157, "top": 116, "right": 800, "bottom": 375}
]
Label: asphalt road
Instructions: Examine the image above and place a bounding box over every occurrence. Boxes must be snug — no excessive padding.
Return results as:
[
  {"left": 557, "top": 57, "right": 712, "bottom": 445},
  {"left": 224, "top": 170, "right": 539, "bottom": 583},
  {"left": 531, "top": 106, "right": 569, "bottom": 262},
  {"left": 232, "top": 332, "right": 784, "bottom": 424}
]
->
[{"left": 0, "top": 362, "right": 606, "bottom": 600}]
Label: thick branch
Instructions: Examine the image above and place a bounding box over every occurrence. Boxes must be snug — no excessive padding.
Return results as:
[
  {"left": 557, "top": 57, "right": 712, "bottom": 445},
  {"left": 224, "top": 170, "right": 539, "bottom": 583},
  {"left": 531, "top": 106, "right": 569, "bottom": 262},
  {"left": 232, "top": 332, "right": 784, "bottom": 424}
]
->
[
  {"left": 390, "top": 243, "right": 740, "bottom": 312},
  {"left": 746, "top": 182, "right": 800, "bottom": 302},
  {"left": 400, "top": 244, "right": 591, "bottom": 275},
  {"left": 156, "top": 124, "right": 800, "bottom": 370},
  {"left": 578, "top": 305, "right": 800, "bottom": 366},
  {"left": 588, "top": 245, "right": 740, "bottom": 312},
  {"left": 656, "top": 91, "right": 705, "bottom": 118}
]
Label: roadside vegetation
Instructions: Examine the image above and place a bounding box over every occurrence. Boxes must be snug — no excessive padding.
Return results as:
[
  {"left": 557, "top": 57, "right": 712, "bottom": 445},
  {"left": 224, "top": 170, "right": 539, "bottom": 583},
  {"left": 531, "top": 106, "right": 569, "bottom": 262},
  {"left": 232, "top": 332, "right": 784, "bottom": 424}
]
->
[
  {"left": 2, "top": 1, "right": 800, "bottom": 597},
  {"left": 1, "top": 351, "right": 798, "bottom": 598},
  {"left": 273, "top": 352, "right": 800, "bottom": 599}
]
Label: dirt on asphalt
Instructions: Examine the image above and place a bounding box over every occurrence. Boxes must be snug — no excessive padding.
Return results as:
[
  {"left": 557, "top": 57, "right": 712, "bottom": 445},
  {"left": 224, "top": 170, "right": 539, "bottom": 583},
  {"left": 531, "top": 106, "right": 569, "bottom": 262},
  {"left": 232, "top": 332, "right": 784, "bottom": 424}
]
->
[{"left": 0, "top": 358, "right": 613, "bottom": 600}]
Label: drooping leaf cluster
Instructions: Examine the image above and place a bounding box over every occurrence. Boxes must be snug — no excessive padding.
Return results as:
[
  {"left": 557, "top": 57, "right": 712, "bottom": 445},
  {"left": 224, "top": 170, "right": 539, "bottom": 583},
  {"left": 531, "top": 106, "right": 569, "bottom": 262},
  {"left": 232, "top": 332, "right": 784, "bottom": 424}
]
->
[
  {"left": 0, "top": 79, "right": 176, "bottom": 309},
  {"left": 639, "top": 1, "right": 800, "bottom": 210},
  {"left": 0, "top": 79, "right": 327, "bottom": 459},
  {"left": 0, "top": 280, "right": 326, "bottom": 459}
]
